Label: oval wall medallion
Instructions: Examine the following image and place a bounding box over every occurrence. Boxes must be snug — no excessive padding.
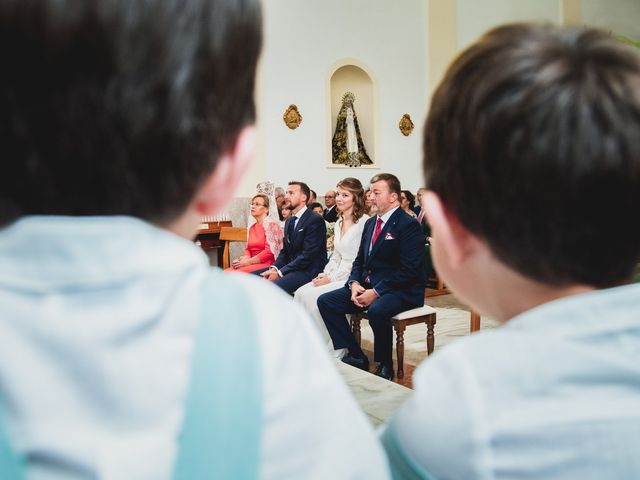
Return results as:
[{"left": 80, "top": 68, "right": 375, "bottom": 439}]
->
[
  {"left": 283, "top": 104, "right": 302, "bottom": 129},
  {"left": 399, "top": 113, "right": 414, "bottom": 136}
]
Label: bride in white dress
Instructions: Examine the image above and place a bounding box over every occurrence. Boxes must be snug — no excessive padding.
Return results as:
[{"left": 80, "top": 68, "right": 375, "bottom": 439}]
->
[{"left": 294, "top": 177, "right": 368, "bottom": 357}]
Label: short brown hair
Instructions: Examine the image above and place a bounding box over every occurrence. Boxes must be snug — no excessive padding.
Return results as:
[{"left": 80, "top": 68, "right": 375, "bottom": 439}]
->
[
  {"left": 288, "top": 181, "right": 310, "bottom": 203},
  {"left": 370, "top": 173, "right": 401, "bottom": 196},
  {"left": 251, "top": 194, "right": 269, "bottom": 209},
  {"left": 424, "top": 24, "right": 640, "bottom": 287}
]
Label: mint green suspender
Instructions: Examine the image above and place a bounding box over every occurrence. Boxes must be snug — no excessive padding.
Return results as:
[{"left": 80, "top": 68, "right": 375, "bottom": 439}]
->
[
  {"left": 172, "top": 272, "right": 262, "bottom": 479},
  {"left": 0, "top": 271, "right": 262, "bottom": 479}
]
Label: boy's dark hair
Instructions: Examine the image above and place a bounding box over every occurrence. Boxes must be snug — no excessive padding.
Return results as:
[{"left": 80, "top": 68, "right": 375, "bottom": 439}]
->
[
  {"left": 288, "top": 181, "right": 310, "bottom": 203},
  {"left": 309, "top": 202, "right": 323, "bottom": 211},
  {"left": 424, "top": 23, "right": 640, "bottom": 288},
  {"left": 370, "top": 173, "right": 401, "bottom": 196},
  {"left": 0, "top": 0, "right": 262, "bottom": 226}
]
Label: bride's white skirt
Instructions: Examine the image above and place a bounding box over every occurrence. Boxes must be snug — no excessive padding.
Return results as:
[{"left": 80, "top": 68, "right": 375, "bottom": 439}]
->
[{"left": 294, "top": 280, "right": 348, "bottom": 358}]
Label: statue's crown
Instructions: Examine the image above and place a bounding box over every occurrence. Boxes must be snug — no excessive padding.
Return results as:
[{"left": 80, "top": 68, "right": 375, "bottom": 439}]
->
[{"left": 342, "top": 92, "right": 355, "bottom": 104}]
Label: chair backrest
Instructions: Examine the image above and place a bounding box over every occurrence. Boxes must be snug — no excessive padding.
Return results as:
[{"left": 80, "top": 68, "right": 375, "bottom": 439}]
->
[{"left": 219, "top": 227, "right": 248, "bottom": 269}]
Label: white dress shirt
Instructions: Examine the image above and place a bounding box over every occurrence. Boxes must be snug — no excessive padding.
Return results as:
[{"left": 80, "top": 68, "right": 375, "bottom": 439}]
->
[
  {"left": 387, "top": 283, "right": 640, "bottom": 479},
  {"left": 0, "top": 216, "right": 390, "bottom": 480}
]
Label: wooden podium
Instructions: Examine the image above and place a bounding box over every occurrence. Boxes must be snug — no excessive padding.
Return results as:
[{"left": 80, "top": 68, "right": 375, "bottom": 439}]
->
[{"left": 195, "top": 219, "right": 232, "bottom": 267}]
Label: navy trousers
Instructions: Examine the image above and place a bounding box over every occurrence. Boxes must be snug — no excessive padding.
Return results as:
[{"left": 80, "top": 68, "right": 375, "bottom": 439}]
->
[
  {"left": 252, "top": 268, "right": 315, "bottom": 295},
  {"left": 317, "top": 286, "right": 421, "bottom": 366}
]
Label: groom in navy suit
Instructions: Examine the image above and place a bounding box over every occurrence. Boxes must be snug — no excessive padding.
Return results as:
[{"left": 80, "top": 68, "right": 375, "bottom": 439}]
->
[
  {"left": 318, "top": 173, "right": 425, "bottom": 380},
  {"left": 257, "top": 181, "right": 327, "bottom": 294}
]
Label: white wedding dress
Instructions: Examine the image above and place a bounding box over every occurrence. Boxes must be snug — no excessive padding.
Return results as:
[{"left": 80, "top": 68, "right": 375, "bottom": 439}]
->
[{"left": 294, "top": 214, "right": 369, "bottom": 353}]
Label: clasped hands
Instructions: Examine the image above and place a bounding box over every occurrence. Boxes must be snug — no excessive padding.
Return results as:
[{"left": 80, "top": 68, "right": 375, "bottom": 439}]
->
[
  {"left": 231, "top": 255, "right": 251, "bottom": 269},
  {"left": 350, "top": 282, "right": 379, "bottom": 308},
  {"left": 312, "top": 274, "right": 331, "bottom": 287},
  {"left": 260, "top": 268, "right": 279, "bottom": 282}
]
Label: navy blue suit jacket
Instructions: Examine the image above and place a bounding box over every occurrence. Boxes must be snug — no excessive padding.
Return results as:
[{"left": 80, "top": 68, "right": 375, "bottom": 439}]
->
[
  {"left": 274, "top": 209, "right": 327, "bottom": 276},
  {"left": 323, "top": 206, "right": 339, "bottom": 223},
  {"left": 348, "top": 207, "right": 425, "bottom": 300}
]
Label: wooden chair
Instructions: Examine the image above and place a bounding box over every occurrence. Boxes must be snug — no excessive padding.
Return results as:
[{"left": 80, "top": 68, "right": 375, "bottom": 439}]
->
[
  {"left": 219, "top": 227, "right": 248, "bottom": 269},
  {"left": 470, "top": 311, "right": 481, "bottom": 332},
  {"left": 350, "top": 304, "right": 437, "bottom": 379}
]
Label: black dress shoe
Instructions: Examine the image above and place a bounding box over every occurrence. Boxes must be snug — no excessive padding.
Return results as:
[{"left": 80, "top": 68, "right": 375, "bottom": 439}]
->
[
  {"left": 374, "top": 363, "right": 394, "bottom": 381},
  {"left": 342, "top": 353, "right": 370, "bottom": 371}
]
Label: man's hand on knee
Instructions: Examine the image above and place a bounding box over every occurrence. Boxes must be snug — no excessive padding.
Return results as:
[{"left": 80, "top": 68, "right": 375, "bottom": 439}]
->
[
  {"left": 350, "top": 282, "right": 366, "bottom": 306},
  {"left": 261, "top": 270, "right": 280, "bottom": 282},
  {"left": 353, "top": 286, "right": 379, "bottom": 308}
]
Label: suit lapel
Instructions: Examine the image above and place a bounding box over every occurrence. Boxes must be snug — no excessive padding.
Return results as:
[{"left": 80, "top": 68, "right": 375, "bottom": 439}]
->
[
  {"left": 295, "top": 209, "right": 310, "bottom": 236},
  {"left": 363, "top": 217, "right": 376, "bottom": 263},
  {"left": 289, "top": 209, "right": 310, "bottom": 246},
  {"left": 366, "top": 208, "right": 401, "bottom": 264},
  {"left": 285, "top": 217, "right": 295, "bottom": 246}
]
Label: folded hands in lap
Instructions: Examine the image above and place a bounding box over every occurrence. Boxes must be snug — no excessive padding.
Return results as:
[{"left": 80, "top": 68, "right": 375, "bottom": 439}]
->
[
  {"left": 312, "top": 274, "right": 331, "bottom": 287},
  {"left": 350, "top": 282, "right": 378, "bottom": 308}
]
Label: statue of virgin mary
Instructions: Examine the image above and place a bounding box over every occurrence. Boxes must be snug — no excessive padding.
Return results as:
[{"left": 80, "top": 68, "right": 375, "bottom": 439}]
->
[{"left": 331, "top": 92, "right": 372, "bottom": 167}]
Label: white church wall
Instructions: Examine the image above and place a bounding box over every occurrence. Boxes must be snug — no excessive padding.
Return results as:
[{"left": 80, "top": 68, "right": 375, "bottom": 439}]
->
[
  {"left": 582, "top": 0, "right": 640, "bottom": 39},
  {"left": 455, "top": 0, "right": 561, "bottom": 50},
  {"left": 234, "top": 0, "right": 640, "bottom": 205},
  {"left": 237, "top": 0, "right": 429, "bottom": 198}
]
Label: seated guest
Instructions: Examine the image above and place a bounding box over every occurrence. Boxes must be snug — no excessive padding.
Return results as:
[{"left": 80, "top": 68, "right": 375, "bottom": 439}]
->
[
  {"left": 281, "top": 205, "right": 292, "bottom": 220},
  {"left": 226, "top": 193, "right": 283, "bottom": 273},
  {"left": 0, "top": 0, "right": 389, "bottom": 477},
  {"left": 258, "top": 182, "right": 327, "bottom": 294},
  {"left": 364, "top": 187, "right": 378, "bottom": 216},
  {"left": 382, "top": 24, "right": 640, "bottom": 479},
  {"left": 294, "top": 178, "right": 368, "bottom": 357},
  {"left": 408, "top": 187, "right": 434, "bottom": 279},
  {"left": 309, "top": 202, "right": 324, "bottom": 216},
  {"left": 400, "top": 190, "right": 417, "bottom": 218},
  {"left": 308, "top": 189, "right": 317, "bottom": 205},
  {"left": 274, "top": 186, "right": 286, "bottom": 220},
  {"left": 414, "top": 187, "right": 427, "bottom": 218},
  {"left": 323, "top": 189, "right": 339, "bottom": 222},
  {"left": 318, "top": 174, "right": 425, "bottom": 380}
]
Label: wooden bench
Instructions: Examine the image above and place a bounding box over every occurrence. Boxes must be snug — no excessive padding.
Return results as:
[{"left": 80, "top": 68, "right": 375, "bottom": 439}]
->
[{"left": 219, "top": 227, "right": 248, "bottom": 269}]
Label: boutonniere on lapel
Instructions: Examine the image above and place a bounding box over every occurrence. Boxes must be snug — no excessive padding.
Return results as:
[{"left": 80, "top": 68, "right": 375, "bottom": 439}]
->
[{"left": 384, "top": 233, "right": 395, "bottom": 240}]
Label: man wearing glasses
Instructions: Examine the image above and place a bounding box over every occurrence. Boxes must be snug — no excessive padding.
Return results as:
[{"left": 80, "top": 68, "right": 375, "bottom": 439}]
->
[{"left": 323, "top": 190, "right": 338, "bottom": 222}]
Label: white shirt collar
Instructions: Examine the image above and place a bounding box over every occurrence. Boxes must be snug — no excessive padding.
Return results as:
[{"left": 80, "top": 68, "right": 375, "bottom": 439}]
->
[
  {"left": 377, "top": 205, "right": 400, "bottom": 225},
  {"left": 293, "top": 205, "right": 307, "bottom": 220}
]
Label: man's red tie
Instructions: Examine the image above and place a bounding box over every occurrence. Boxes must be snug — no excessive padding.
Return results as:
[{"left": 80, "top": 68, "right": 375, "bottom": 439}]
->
[{"left": 371, "top": 217, "right": 383, "bottom": 246}]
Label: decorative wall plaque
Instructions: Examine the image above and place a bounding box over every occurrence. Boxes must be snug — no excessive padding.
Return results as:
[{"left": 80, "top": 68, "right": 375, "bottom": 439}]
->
[
  {"left": 283, "top": 104, "right": 302, "bottom": 129},
  {"left": 399, "top": 113, "right": 415, "bottom": 136}
]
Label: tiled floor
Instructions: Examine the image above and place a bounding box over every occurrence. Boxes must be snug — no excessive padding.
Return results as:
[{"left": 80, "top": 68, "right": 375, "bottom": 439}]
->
[
  {"left": 337, "top": 362, "right": 412, "bottom": 427},
  {"left": 339, "top": 292, "right": 501, "bottom": 425},
  {"left": 358, "top": 292, "right": 501, "bottom": 389},
  {"left": 359, "top": 348, "right": 417, "bottom": 389}
]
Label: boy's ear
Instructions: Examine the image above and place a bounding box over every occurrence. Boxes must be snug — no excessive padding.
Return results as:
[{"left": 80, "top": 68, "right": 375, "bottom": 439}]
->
[
  {"left": 194, "top": 126, "right": 257, "bottom": 215},
  {"left": 423, "top": 191, "right": 476, "bottom": 268}
]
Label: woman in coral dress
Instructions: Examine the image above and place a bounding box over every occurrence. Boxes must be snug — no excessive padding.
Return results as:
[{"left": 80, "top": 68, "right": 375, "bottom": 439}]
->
[{"left": 226, "top": 193, "right": 283, "bottom": 273}]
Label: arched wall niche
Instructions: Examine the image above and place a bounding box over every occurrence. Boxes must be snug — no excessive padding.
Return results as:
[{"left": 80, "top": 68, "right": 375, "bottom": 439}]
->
[{"left": 327, "top": 59, "right": 378, "bottom": 168}]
